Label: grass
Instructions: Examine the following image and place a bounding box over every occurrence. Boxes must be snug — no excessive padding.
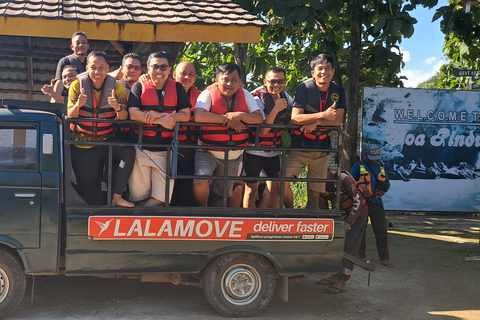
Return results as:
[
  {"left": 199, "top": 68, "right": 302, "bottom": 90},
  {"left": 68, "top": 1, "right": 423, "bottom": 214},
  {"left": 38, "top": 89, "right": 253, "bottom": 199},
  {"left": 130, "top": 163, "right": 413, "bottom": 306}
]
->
[{"left": 291, "top": 167, "right": 308, "bottom": 209}]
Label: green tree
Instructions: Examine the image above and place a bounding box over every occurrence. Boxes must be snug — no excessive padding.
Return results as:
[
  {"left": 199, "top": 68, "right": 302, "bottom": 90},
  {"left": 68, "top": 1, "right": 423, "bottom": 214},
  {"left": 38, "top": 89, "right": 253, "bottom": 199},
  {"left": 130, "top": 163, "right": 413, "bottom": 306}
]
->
[
  {"left": 417, "top": 72, "right": 444, "bottom": 88},
  {"left": 433, "top": 0, "right": 480, "bottom": 89},
  {"left": 180, "top": 0, "right": 439, "bottom": 168}
]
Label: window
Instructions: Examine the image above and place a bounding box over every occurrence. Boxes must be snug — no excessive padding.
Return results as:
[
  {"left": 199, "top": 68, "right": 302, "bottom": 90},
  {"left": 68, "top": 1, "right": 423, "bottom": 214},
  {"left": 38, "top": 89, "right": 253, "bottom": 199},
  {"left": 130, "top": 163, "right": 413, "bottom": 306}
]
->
[{"left": 0, "top": 126, "right": 37, "bottom": 170}]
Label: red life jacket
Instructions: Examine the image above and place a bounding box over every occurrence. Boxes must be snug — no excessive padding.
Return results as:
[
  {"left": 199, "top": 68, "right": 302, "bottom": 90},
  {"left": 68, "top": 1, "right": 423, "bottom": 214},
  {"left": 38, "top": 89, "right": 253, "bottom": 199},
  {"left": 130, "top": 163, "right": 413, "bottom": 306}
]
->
[
  {"left": 177, "top": 86, "right": 200, "bottom": 144},
  {"left": 199, "top": 84, "right": 250, "bottom": 148},
  {"left": 290, "top": 79, "right": 342, "bottom": 142},
  {"left": 135, "top": 78, "right": 178, "bottom": 143},
  {"left": 72, "top": 73, "right": 117, "bottom": 136},
  {"left": 188, "top": 86, "right": 200, "bottom": 108},
  {"left": 250, "top": 86, "right": 289, "bottom": 147}
]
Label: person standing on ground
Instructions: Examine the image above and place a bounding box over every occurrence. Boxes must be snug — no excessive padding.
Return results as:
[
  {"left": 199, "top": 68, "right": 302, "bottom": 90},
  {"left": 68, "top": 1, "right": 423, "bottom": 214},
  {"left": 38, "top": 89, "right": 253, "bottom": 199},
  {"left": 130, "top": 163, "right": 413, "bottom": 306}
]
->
[
  {"left": 350, "top": 144, "right": 394, "bottom": 268},
  {"left": 284, "top": 53, "right": 346, "bottom": 209},
  {"left": 315, "top": 169, "right": 369, "bottom": 294}
]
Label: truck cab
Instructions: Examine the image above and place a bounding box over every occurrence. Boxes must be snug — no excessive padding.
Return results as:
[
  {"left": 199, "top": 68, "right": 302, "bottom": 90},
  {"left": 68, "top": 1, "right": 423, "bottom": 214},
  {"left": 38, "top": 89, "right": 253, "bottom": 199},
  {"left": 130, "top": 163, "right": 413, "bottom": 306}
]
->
[{"left": 0, "top": 99, "right": 346, "bottom": 318}]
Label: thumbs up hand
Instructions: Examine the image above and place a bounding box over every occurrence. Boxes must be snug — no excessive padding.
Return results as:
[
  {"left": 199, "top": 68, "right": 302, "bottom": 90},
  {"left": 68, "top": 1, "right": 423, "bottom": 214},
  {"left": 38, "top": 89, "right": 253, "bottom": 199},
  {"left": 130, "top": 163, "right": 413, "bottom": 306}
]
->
[
  {"left": 108, "top": 89, "right": 120, "bottom": 112},
  {"left": 322, "top": 101, "right": 338, "bottom": 121},
  {"left": 112, "top": 66, "right": 124, "bottom": 80},
  {"left": 77, "top": 87, "right": 88, "bottom": 108}
]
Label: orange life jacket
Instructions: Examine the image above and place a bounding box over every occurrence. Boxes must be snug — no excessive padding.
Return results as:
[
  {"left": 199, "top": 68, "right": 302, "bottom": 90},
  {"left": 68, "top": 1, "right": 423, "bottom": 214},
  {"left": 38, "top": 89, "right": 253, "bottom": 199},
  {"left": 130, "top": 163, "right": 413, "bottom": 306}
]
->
[
  {"left": 326, "top": 170, "right": 366, "bottom": 217},
  {"left": 250, "top": 86, "right": 289, "bottom": 147},
  {"left": 135, "top": 78, "right": 178, "bottom": 143},
  {"left": 72, "top": 73, "right": 117, "bottom": 136},
  {"left": 356, "top": 161, "right": 389, "bottom": 198},
  {"left": 199, "top": 84, "right": 250, "bottom": 148}
]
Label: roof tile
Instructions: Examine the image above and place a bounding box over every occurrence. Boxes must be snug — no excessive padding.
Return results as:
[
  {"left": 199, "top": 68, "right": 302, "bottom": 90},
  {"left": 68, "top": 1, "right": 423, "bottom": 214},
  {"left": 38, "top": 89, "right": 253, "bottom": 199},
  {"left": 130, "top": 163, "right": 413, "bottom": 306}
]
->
[{"left": 0, "top": 0, "right": 266, "bottom": 27}]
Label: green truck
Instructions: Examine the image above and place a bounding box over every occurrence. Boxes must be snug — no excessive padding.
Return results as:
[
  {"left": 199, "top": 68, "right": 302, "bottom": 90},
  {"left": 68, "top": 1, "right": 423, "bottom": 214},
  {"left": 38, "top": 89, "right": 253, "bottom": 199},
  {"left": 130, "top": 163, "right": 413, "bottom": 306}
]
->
[{"left": 0, "top": 99, "right": 349, "bottom": 318}]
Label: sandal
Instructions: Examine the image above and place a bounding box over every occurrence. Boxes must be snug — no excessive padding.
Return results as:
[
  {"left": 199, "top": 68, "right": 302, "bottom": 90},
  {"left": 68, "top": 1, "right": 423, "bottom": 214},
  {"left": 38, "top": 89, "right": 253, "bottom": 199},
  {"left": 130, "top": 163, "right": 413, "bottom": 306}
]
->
[
  {"left": 324, "top": 280, "right": 346, "bottom": 294},
  {"left": 380, "top": 260, "right": 395, "bottom": 268},
  {"left": 324, "top": 285, "right": 345, "bottom": 294},
  {"left": 315, "top": 275, "right": 337, "bottom": 286}
]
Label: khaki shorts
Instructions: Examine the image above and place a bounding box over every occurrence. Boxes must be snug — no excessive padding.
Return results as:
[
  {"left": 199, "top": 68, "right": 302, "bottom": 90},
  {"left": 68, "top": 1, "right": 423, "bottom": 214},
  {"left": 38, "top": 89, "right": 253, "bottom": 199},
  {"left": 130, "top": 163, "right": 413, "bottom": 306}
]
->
[
  {"left": 129, "top": 148, "right": 174, "bottom": 203},
  {"left": 193, "top": 149, "right": 242, "bottom": 197},
  {"left": 286, "top": 150, "right": 330, "bottom": 193}
]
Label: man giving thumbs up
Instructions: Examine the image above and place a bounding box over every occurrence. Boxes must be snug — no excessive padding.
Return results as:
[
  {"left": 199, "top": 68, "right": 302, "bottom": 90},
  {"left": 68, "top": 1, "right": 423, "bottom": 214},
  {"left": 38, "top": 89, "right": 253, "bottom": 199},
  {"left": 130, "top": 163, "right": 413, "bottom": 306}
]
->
[
  {"left": 68, "top": 51, "right": 134, "bottom": 207},
  {"left": 284, "top": 53, "right": 347, "bottom": 209}
]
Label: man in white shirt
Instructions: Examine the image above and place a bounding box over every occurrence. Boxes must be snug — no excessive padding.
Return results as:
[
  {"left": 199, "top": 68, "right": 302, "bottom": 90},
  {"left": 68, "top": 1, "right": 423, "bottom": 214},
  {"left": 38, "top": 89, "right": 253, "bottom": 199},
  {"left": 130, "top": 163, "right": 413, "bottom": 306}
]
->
[{"left": 193, "top": 63, "right": 263, "bottom": 207}]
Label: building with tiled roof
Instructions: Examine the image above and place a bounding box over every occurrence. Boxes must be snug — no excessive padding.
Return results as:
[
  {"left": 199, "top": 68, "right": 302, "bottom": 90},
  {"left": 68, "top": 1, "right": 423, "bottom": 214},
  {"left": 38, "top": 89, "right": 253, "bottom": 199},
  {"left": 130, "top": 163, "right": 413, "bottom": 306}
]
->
[{"left": 0, "top": 0, "right": 265, "bottom": 101}]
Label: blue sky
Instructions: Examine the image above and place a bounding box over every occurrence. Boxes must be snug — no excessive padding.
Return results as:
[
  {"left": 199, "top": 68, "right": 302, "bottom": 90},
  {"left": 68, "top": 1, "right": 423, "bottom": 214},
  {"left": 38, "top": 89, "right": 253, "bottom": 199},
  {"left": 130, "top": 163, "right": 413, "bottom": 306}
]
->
[{"left": 399, "top": 0, "right": 449, "bottom": 87}]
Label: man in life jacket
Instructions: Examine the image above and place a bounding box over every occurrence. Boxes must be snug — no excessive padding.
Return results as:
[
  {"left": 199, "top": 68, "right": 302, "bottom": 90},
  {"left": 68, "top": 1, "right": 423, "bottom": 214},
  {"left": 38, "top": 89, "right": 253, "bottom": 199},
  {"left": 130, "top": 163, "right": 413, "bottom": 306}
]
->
[
  {"left": 170, "top": 61, "right": 200, "bottom": 206},
  {"left": 173, "top": 61, "right": 200, "bottom": 106},
  {"left": 350, "top": 144, "right": 394, "bottom": 268},
  {"left": 193, "top": 63, "right": 263, "bottom": 207},
  {"left": 127, "top": 51, "right": 191, "bottom": 207},
  {"left": 243, "top": 66, "right": 293, "bottom": 208},
  {"left": 285, "top": 53, "right": 346, "bottom": 209},
  {"left": 315, "top": 169, "right": 369, "bottom": 294},
  {"left": 113, "top": 53, "right": 143, "bottom": 141},
  {"left": 119, "top": 53, "right": 143, "bottom": 97},
  {"left": 67, "top": 51, "right": 135, "bottom": 207},
  {"left": 55, "top": 32, "right": 89, "bottom": 81},
  {"left": 42, "top": 65, "right": 79, "bottom": 104}
]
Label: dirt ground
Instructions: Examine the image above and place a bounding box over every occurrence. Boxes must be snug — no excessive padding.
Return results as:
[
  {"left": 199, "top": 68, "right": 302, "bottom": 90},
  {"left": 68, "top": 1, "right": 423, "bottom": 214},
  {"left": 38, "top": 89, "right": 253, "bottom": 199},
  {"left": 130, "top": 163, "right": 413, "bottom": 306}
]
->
[{"left": 7, "top": 214, "right": 480, "bottom": 320}]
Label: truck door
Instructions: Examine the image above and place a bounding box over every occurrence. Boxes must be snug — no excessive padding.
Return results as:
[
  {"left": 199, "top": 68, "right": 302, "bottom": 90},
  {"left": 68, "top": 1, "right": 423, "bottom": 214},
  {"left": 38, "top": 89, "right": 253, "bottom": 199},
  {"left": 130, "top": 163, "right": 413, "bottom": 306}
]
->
[{"left": 0, "top": 125, "right": 41, "bottom": 248}]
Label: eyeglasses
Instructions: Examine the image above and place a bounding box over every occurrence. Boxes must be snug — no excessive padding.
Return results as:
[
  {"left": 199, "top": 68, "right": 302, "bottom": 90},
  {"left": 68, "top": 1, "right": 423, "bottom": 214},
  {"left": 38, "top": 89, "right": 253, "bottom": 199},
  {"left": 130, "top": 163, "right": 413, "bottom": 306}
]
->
[
  {"left": 150, "top": 64, "right": 170, "bottom": 72},
  {"left": 266, "top": 79, "right": 286, "bottom": 85},
  {"left": 126, "top": 64, "right": 141, "bottom": 71}
]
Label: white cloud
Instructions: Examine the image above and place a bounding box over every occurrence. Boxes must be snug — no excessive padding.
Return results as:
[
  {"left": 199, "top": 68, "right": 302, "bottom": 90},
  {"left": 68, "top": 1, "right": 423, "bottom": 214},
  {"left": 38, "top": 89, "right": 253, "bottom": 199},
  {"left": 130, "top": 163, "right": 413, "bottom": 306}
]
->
[
  {"left": 425, "top": 56, "right": 436, "bottom": 65},
  {"left": 400, "top": 59, "right": 447, "bottom": 88},
  {"left": 433, "top": 60, "right": 444, "bottom": 72},
  {"left": 391, "top": 47, "right": 411, "bottom": 62}
]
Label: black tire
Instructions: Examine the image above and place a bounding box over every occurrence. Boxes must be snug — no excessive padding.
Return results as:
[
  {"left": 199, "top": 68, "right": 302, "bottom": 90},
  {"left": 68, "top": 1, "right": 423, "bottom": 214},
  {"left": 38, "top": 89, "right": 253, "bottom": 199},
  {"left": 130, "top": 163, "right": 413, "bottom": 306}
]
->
[
  {"left": 203, "top": 252, "right": 276, "bottom": 317},
  {"left": 0, "top": 249, "right": 26, "bottom": 319}
]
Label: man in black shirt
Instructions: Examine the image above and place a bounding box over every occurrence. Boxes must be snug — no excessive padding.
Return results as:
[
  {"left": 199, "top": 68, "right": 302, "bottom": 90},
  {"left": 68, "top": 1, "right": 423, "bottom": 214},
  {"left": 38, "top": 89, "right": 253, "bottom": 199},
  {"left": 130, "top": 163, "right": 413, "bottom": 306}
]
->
[
  {"left": 127, "top": 52, "right": 190, "bottom": 206},
  {"left": 55, "top": 32, "right": 89, "bottom": 81}
]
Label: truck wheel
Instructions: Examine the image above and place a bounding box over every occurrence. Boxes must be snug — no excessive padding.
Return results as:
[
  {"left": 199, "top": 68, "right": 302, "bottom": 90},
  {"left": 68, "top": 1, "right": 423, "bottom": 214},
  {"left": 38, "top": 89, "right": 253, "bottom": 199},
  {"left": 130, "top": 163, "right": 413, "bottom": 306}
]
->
[
  {"left": 203, "top": 252, "right": 275, "bottom": 317},
  {"left": 0, "top": 249, "right": 26, "bottom": 318}
]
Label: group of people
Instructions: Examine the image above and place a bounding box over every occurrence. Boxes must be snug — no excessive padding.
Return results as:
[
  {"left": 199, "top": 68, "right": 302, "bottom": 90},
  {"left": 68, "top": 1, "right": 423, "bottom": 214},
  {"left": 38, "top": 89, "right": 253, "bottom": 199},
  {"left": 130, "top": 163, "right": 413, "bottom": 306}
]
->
[
  {"left": 391, "top": 158, "right": 477, "bottom": 181},
  {"left": 42, "top": 31, "right": 395, "bottom": 294},
  {"left": 42, "top": 32, "right": 348, "bottom": 210}
]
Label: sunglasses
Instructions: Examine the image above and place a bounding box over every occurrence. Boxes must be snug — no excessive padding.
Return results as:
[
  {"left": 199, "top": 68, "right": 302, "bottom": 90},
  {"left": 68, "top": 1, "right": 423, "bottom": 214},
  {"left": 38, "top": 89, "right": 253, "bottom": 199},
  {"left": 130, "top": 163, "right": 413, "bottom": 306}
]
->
[
  {"left": 150, "top": 64, "right": 170, "bottom": 72},
  {"left": 126, "top": 64, "right": 141, "bottom": 71},
  {"left": 266, "top": 79, "right": 286, "bottom": 85}
]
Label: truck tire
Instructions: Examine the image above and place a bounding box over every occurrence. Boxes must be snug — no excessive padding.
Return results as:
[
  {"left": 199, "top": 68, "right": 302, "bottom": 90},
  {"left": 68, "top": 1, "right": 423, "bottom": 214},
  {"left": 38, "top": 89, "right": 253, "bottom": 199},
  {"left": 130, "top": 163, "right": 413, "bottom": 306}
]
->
[
  {"left": 203, "top": 252, "right": 275, "bottom": 317},
  {"left": 0, "top": 249, "right": 26, "bottom": 318}
]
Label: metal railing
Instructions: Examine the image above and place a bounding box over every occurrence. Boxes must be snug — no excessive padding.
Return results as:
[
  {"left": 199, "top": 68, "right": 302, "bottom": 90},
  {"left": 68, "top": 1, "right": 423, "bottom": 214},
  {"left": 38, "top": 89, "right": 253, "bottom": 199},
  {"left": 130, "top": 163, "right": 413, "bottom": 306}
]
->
[{"left": 64, "top": 118, "right": 343, "bottom": 212}]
